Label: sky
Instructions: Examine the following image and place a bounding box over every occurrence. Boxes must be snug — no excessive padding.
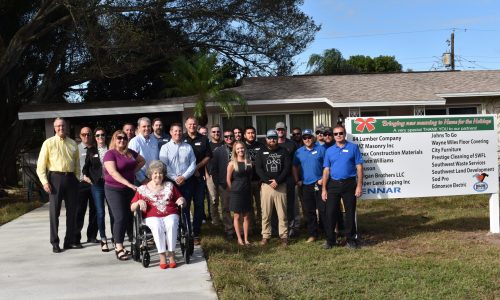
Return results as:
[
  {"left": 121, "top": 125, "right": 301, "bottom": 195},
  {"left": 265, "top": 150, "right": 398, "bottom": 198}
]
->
[{"left": 294, "top": 0, "right": 500, "bottom": 74}]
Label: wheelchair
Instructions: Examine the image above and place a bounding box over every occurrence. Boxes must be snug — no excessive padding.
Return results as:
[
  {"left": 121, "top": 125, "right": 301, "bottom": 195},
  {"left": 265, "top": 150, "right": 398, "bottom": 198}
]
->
[{"left": 130, "top": 205, "right": 194, "bottom": 267}]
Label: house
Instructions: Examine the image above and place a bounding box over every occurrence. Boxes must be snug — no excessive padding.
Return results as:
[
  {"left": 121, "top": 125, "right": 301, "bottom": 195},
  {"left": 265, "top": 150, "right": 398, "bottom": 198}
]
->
[{"left": 18, "top": 70, "right": 500, "bottom": 141}]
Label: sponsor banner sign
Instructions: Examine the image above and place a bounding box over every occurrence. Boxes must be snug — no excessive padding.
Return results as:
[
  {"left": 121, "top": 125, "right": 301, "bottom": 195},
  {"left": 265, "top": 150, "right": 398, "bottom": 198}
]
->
[{"left": 345, "top": 115, "right": 499, "bottom": 199}]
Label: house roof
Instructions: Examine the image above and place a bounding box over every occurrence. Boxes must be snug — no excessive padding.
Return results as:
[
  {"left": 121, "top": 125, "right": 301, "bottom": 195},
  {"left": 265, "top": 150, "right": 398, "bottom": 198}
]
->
[
  {"left": 231, "top": 70, "right": 500, "bottom": 103},
  {"left": 18, "top": 70, "right": 500, "bottom": 120}
]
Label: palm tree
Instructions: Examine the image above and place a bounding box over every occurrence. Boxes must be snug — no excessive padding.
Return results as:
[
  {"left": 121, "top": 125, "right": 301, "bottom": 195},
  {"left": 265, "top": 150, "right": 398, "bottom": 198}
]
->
[{"left": 162, "top": 53, "right": 246, "bottom": 126}]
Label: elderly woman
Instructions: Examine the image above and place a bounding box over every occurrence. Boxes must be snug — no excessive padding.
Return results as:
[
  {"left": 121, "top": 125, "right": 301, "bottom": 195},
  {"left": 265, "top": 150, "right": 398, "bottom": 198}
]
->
[
  {"left": 103, "top": 130, "right": 145, "bottom": 261},
  {"left": 130, "top": 160, "right": 185, "bottom": 269}
]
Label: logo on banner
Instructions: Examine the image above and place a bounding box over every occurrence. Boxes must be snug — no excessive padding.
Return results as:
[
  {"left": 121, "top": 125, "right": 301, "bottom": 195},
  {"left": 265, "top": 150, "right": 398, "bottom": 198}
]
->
[
  {"left": 354, "top": 117, "right": 376, "bottom": 133},
  {"left": 473, "top": 172, "right": 489, "bottom": 192}
]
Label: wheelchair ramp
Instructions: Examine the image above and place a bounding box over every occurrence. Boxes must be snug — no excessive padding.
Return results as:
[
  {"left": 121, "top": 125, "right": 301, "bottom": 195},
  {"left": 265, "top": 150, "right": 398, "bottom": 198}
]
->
[{"left": 0, "top": 203, "right": 218, "bottom": 299}]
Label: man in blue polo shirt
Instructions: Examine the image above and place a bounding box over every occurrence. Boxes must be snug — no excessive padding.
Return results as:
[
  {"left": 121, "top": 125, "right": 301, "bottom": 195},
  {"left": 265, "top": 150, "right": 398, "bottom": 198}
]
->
[
  {"left": 321, "top": 125, "right": 363, "bottom": 249},
  {"left": 292, "top": 129, "right": 325, "bottom": 243}
]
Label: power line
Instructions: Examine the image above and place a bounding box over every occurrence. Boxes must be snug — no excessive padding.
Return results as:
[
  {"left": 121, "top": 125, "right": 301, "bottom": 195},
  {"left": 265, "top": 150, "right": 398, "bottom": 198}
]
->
[{"left": 316, "top": 28, "right": 467, "bottom": 40}]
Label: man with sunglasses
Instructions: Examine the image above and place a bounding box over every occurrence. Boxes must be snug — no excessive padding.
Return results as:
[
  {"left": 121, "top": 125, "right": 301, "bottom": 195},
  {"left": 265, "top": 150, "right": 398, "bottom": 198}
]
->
[
  {"left": 291, "top": 127, "right": 303, "bottom": 147},
  {"left": 211, "top": 129, "right": 236, "bottom": 240},
  {"left": 315, "top": 124, "right": 325, "bottom": 146},
  {"left": 75, "top": 126, "right": 98, "bottom": 247},
  {"left": 256, "top": 129, "right": 291, "bottom": 246},
  {"left": 321, "top": 125, "right": 363, "bottom": 249},
  {"left": 206, "top": 124, "right": 224, "bottom": 226},
  {"left": 322, "top": 127, "right": 335, "bottom": 149},
  {"left": 292, "top": 129, "right": 325, "bottom": 243}
]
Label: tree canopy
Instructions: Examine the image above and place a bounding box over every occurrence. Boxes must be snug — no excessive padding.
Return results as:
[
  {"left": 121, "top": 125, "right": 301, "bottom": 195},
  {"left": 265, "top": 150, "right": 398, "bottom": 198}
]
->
[
  {"left": 307, "top": 48, "right": 402, "bottom": 75},
  {"left": 0, "top": 0, "right": 319, "bottom": 185}
]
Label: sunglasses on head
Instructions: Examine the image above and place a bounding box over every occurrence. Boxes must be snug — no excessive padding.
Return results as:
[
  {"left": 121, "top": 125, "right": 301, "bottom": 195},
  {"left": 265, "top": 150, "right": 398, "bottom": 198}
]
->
[
  {"left": 333, "top": 132, "right": 344, "bottom": 136},
  {"left": 95, "top": 134, "right": 105, "bottom": 138},
  {"left": 116, "top": 135, "right": 128, "bottom": 141}
]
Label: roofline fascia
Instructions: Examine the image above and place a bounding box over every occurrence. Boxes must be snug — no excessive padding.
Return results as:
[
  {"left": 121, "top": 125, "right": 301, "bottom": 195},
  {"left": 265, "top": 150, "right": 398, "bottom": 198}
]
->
[
  {"left": 18, "top": 104, "right": 184, "bottom": 120},
  {"left": 436, "top": 91, "right": 500, "bottom": 98},
  {"left": 192, "top": 98, "right": 446, "bottom": 108}
]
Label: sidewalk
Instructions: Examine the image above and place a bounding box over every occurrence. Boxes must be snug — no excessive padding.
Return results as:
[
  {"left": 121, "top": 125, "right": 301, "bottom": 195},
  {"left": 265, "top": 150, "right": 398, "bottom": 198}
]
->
[{"left": 0, "top": 203, "right": 218, "bottom": 300}]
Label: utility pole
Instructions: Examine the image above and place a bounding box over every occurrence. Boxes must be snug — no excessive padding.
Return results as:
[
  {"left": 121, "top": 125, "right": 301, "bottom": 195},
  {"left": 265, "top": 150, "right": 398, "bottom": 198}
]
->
[{"left": 450, "top": 31, "right": 455, "bottom": 70}]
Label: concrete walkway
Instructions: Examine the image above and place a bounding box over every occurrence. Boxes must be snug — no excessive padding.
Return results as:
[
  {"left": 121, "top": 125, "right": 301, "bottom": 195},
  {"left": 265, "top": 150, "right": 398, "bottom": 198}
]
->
[{"left": 0, "top": 203, "right": 218, "bottom": 300}]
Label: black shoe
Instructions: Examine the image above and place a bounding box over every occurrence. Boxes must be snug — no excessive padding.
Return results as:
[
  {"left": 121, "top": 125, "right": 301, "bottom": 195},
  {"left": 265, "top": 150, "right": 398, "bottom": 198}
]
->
[
  {"left": 323, "top": 242, "right": 334, "bottom": 249},
  {"left": 288, "top": 228, "right": 297, "bottom": 238},
  {"left": 52, "top": 245, "right": 62, "bottom": 253},
  {"left": 64, "top": 243, "right": 83, "bottom": 249},
  {"left": 346, "top": 240, "right": 360, "bottom": 249},
  {"left": 87, "top": 238, "right": 99, "bottom": 244}
]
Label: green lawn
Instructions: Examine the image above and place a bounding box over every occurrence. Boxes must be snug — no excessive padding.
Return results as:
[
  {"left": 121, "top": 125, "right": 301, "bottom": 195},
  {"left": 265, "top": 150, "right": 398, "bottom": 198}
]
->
[
  {"left": 0, "top": 188, "right": 43, "bottom": 225},
  {"left": 202, "top": 195, "right": 500, "bottom": 299}
]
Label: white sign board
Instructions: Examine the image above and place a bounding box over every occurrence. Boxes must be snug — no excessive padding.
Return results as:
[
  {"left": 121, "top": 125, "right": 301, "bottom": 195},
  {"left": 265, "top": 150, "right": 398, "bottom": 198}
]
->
[{"left": 345, "top": 115, "right": 499, "bottom": 200}]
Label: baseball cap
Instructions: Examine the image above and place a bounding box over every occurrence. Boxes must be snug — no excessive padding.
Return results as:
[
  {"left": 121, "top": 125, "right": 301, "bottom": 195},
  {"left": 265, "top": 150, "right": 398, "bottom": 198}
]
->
[
  {"left": 266, "top": 129, "right": 278, "bottom": 138},
  {"left": 275, "top": 122, "right": 286, "bottom": 130},
  {"left": 323, "top": 126, "right": 333, "bottom": 134},
  {"left": 315, "top": 124, "right": 324, "bottom": 134},
  {"left": 302, "top": 129, "right": 313, "bottom": 136}
]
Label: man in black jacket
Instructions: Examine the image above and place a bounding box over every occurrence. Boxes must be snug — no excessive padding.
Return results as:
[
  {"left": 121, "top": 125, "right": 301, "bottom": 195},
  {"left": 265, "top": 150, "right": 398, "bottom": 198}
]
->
[
  {"left": 244, "top": 126, "right": 264, "bottom": 231},
  {"left": 210, "top": 129, "right": 236, "bottom": 240},
  {"left": 255, "top": 129, "right": 291, "bottom": 246}
]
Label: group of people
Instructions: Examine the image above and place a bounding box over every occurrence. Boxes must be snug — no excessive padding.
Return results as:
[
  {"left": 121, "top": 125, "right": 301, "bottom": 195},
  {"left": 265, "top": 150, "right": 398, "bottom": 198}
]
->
[{"left": 36, "top": 116, "right": 364, "bottom": 269}]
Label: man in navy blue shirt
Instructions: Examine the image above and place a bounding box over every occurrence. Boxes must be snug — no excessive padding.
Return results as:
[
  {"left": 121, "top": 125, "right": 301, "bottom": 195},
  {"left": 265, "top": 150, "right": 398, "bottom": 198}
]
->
[
  {"left": 292, "top": 129, "right": 325, "bottom": 243},
  {"left": 321, "top": 125, "right": 363, "bottom": 249}
]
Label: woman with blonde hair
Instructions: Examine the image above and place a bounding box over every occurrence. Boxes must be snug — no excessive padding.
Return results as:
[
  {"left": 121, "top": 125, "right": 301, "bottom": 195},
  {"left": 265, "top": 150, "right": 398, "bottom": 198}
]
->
[
  {"left": 226, "top": 141, "right": 253, "bottom": 246},
  {"left": 103, "top": 130, "right": 145, "bottom": 260}
]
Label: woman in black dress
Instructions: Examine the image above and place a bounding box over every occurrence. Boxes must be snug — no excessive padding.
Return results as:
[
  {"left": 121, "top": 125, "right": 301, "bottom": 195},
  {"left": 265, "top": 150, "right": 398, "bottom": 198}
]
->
[{"left": 226, "top": 141, "right": 252, "bottom": 246}]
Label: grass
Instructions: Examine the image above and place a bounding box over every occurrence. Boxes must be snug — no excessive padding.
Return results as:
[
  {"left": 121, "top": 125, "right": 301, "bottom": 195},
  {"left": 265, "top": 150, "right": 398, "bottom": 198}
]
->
[
  {"left": 201, "top": 195, "right": 500, "bottom": 299},
  {"left": 0, "top": 188, "right": 43, "bottom": 225}
]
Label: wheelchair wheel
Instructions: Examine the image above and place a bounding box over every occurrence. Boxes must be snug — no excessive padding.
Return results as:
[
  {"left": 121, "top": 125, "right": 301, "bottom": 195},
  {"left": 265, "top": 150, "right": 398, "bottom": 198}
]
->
[
  {"left": 142, "top": 251, "right": 150, "bottom": 268},
  {"left": 131, "top": 208, "right": 142, "bottom": 262}
]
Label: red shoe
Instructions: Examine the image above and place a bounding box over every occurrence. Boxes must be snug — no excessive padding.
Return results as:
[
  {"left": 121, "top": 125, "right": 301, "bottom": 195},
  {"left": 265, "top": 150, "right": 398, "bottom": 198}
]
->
[
  {"left": 169, "top": 261, "right": 177, "bottom": 268},
  {"left": 160, "top": 263, "right": 168, "bottom": 269}
]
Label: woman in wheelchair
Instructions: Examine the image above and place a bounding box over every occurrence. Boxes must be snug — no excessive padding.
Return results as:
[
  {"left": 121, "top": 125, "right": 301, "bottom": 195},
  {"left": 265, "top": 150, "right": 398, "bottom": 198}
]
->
[{"left": 130, "top": 161, "right": 185, "bottom": 269}]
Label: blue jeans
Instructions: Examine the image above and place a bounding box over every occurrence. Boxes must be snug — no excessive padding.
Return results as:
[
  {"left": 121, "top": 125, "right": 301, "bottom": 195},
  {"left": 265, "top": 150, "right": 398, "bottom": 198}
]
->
[{"left": 91, "top": 181, "right": 114, "bottom": 240}]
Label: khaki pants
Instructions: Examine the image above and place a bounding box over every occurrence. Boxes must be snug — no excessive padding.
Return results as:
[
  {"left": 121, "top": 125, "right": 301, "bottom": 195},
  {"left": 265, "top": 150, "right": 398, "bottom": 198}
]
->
[
  {"left": 261, "top": 183, "right": 288, "bottom": 239},
  {"left": 217, "top": 185, "right": 234, "bottom": 235},
  {"left": 206, "top": 175, "right": 221, "bottom": 225}
]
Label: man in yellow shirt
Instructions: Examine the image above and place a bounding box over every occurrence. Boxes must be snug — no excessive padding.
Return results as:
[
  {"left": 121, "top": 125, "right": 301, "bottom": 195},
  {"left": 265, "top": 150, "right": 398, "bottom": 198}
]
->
[{"left": 36, "top": 118, "right": 80, "bottom": 253}]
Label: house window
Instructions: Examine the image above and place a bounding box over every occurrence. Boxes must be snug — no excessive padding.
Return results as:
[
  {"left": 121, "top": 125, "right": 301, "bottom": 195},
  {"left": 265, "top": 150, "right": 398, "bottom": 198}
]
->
[
  {"left": 290, "top": 113, "right": 314, "bottom": 131},
  {"left": 220, "top": 112, "right": 313, "bottom": 142},
  {"left": 221, "top": 116, "right": 252, "bottom": 131},
  {"left": 360, "top": 110, "right": 388, "bottom": 117},
  {"left": 425, "top": 106, "right": 478, "bottom": 115},
  {"left": 256, "top": 115, "right": 286, "bottom": 135}
]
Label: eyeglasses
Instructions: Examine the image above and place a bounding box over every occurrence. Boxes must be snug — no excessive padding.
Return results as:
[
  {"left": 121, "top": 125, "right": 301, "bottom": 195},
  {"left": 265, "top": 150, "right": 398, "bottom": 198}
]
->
[
  {"left": 333, "top": 132, "right": 344, "bottom": 136},
  {"left": 323, "top": 133, "right": 333, "bottom": 137},
  {"left": 292, "top": 133, "right": 301, "bottom": 136},
  {"left": 95, "top": 134, "right": 105, "bottom": 138},
  {"left": 211, "top": 131, "right": 220, "bottom": 133},
  {"left": 315, "top": 131, "right": 323, "bottom": 135},
  {"left": 116, "top": 136, "right": 128, "bottom": 141},
  {"left": 224, "top": 135, "right": 234, "bottom": 139},
  {"left": 276, "top": 128, "right": 285, "bottom": 131},
  {"left": 81, "top": 133, "right": 91, "bottom": 137},
  {"left": 302, "top": 136, "right": 313, "bottom": 140}
]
